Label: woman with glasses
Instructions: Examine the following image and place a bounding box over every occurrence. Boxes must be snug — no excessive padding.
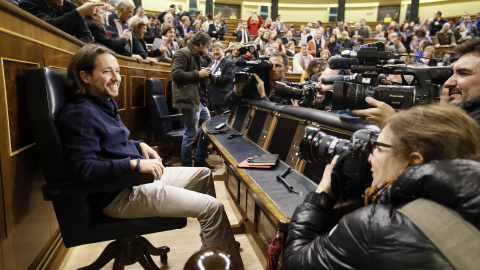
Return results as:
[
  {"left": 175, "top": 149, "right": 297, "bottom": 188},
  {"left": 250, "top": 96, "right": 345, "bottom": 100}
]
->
[{"left": 283, "top": 103, "right": 480, "bottom": 269}]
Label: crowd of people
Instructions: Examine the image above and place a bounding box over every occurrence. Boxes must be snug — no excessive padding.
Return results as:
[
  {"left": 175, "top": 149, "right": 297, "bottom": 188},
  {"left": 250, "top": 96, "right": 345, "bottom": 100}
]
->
[{"left": 9, "top": 0, "right": 480, "bottom": 268}]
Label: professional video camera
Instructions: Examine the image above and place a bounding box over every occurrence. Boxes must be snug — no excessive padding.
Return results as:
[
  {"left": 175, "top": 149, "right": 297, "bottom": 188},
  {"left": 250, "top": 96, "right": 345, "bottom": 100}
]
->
[
  {"left": 322, "top": 42, "right": 453, "bottom": 110},
  {"left": 234, "top": 44, "right": 272, "bottom": 89},
  {"left": 299, "top": 126, "right": 380, "bottom": 200},
  {"left": 274, "top": 81, "right": 317, "bottom": 107}
]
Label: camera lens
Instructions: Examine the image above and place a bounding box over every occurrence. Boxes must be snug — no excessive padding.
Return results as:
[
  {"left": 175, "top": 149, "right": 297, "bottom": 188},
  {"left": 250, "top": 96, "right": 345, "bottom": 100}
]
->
[{"left": 299, "top": 127, "right": 351, "bottom": 163}]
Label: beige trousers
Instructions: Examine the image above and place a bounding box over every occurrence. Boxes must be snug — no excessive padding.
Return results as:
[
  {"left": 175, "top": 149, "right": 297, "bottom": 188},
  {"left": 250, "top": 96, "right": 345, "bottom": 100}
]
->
[{"left": 102, "top": 167, "right": 243, "bottom": 267}]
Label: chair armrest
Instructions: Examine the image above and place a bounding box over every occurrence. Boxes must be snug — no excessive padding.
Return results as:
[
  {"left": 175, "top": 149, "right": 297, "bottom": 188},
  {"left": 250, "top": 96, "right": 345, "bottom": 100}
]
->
[
  {"left": 159, "top": 114, "right": 182, "bottom": 123},
  {"left": 41, "top": 174, "right": 154, "bottom": 201}
]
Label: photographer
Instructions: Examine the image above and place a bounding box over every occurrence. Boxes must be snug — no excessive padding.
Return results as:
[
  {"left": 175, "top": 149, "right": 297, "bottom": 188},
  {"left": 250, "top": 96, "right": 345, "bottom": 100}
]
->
[
  {"left": 224, "top": 51, "right": 290, "bottom": 106},
  {"left": 283, "top": 103, "right": 480, "bottom": 269},
  {"left": 351, "top": 38, "right": 480, "bottom": 125}
]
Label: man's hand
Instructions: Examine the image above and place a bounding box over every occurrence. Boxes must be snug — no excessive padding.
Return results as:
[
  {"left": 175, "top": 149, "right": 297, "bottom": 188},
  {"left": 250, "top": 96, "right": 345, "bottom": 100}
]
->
[
  {"left": 130, "top": 158, "right": 165, "bottom": 180},
  {"left": 434, "top": 43, "right": 440, "bottom": 48},
  {"left": 316, "top": 155, "right": 339, "bottom": 199},
  {"left": 77, "top": 2, "right": 104, "bottom": 16},
  {"left": 122, "top": 29, "right": 132, "bottom": 39},
  {"left": 440, "top": 86, "right": 450, "bottom": 104},
  {"left": 139, "top": 142, "right": 162, "bottom": 161},
  {"left": 290, "top": 98, "right": 299, "bottom": 106},
  {"left": 132, "top": 54, "right": 143, "bottom": 63},
  {"left": 253, "top": 73, "right": 266, "bottom": 98},
  {"left": 350, "top": 97, "right": 395, "bottom": 122},
  {"left": 146, "top": 57, "right": 157, "bottom": 65},
  {"left": 199, "top": 67, "right": 211, "bottom": 78}
]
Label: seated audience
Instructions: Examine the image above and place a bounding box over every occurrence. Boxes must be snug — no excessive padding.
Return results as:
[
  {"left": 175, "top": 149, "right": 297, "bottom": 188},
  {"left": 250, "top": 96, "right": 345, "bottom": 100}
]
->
[
  {"left": 191, "top": 19, "right": 204, "bottom": 32},
  {"left": 282, "top": 30, "right": 298, "bottom": 46},
  {"left": 419, "top": 45, "right": 438, "bottom": 66},
  {"left": 455, "top": 24, "right": 476, "bottom": 44},
  {"left": 293, "top": 44, "right": 313, "bottom": 73},
  {"left": 307, "top": 31, "right": 325, "bottom": 57},
  {"left": 326, "top": 34, "right": 342, "bottom": 56},
  {"left": 359, "top": 19, "right": 372, "bottom": 38},
  {"left": 373, "top": 24, "right": 385, "bottom": 39},
  {"left": 434, "top": 22, "right": 456, "bottom": 47},
  {"left": 410, "top": 28, "right": 432, "bottom": 51},
  {"left": 254, "top": 30, "right": 271, "bottom": 55},
  {"left": 130, "top": 18, "right": 160, "bottom": 63},
  {"left": 208, "top": 15, "right": 225, "bottom": 41},
  {"left": 177, "top": 15, "right": 193, "bottom": 38},
  {"left": 19, "top": 0, "right": 101, "bottom": 43},
  {"left": 319, "top": 50, "right": 331, "bottom": 73},
  {"left": 202, "top": 13, "right": 213, "bottom": 33},
  {"left": 285, "top": 41, "right": 296, "bottom": 57},
  {"left": 225, "top": 43, "right": 241, "bottom": 61},
  {"left": 386, "top": 32, "right": 407, "bottom": 54},
  {"left": 160, "top": 12, "right": 174, "bottom": 31},
  {"left": 301, "top": 59, "right": 322, "bottom": 82},
  {"left": 144, "top": 13, "right": 161, "bottom": 42},
  {"left": 414, "top": 39, "right": 429, "bottom": 61},
  {"left": 283, "top": 103, "right": 480, "bottom": 269},
  {"left": 157, "top": 24, "right": 179, "bottom": 63},
  {"left": 233, "top": 20, "right": 250, "bottom": 43},
  {"left": 85, "top": 6, "right": 128, "bottom": 55},
  {"left": 341, "top": 31, "right": 356, "bottom": 50}
]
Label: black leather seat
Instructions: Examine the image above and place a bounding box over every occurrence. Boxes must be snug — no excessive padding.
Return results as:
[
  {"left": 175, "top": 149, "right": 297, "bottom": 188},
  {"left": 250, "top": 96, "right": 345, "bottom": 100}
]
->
[
  {"left": 25, "top": 67, "right": 187, "bottom": 270},
  {"left": 145, "top": 78, "right": 184, "bottom": 160}
]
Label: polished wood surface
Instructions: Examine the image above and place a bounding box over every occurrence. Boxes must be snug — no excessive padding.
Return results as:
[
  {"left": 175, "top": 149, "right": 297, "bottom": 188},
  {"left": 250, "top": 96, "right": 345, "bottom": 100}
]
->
[{"left": 0, "top": 2, "right": 173, "bottom": 269}]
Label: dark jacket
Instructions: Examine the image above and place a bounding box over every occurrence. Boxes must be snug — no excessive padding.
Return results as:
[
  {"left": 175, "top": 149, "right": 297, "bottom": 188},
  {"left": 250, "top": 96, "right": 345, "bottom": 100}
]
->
[
  {"left": 283, "top": 159, "right": 480, "bottom": 270},
  {"left": 208, "top": 23, "right": 225, "bottom": 40},
  {"left": 206, "top": 57, "right": 235, "bottom": 106},
  {"left": 429, "top": 18, "right": 447, "bottom": 36},
  {"left": 327, "top": 42, "right": 342, "bottom": 55},
  {"left": 105, "top": 11, "right": 137, "bottom": 55},
  {"left": 177, "top": 24, "right": 194, "bottom": 37},
  {"left": 171, "top": 41, "right": 202, "bottom": 110},
  {"left": 19, "top": 0, "right": 93, "bottom": 43},
  {"left": 234, "top": 29, "right": 250, "bottom": 43},
  {"left": 145, "top": 24, "right": 161, "bottom": 43},
  {"left": 132, "top": 34, "right": 162, "bottom": 59},
  {"left": 460, "top": 97, "right": 480, "bottom": 126},
  {"left": 58, "top": 93, "right": 143, "bottom": 208},
  {"left": 86, "top": 20, "right": 128, "bottom": 53}
]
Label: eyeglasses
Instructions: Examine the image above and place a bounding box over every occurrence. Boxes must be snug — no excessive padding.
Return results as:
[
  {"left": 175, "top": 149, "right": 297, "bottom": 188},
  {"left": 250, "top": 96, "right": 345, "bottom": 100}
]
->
[{"left": 372, "top": 141, "right": 393, "bottom": 154}]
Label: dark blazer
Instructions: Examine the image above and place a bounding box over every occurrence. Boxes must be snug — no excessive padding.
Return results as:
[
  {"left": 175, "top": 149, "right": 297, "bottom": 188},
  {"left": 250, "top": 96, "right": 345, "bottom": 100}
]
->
[
  {"left": 208, "top": 23, "right": 225, "bottom": 40},
  {"left": 132, "top": 34, "right": 162, "bottom": 59},
  {"left": 234, "top": 29, "right": 250, "bottom": 42},
  {"left": 19, "top": 0, "right": 93, "bottom": 43},
  {"left": 327, "top": 42, "right": 342, "bottom": 56},
  {"left": 86, "top": 20, "right": 128, "bottom": 54},
  {"left": 177, "top": 24, "right": 195, "bottom": 37},
  {"left": 281, "top": 36, "right": 298, "bottom": 46},
  {"left": 206, "top": 57, "right": 235, "bottom": 106}
]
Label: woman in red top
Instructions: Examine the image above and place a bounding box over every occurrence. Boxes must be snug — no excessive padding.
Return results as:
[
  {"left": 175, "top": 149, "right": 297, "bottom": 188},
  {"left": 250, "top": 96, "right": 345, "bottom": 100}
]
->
[{"left": 247, "top": 12, "right": 263, "bottom": 36}]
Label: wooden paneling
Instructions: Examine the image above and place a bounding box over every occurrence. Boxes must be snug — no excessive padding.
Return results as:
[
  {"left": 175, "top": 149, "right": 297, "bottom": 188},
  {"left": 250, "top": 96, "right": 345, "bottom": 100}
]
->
[
  {"left": 131, "top": 76, "right": 146, "bottom": 109},
  {"left": 115, "top": 75, "right": 127, "bottom": 111},
  {"left": 3, "top": 59, "right": 38, "bottom": 156},
  {"left": 44, "top": 47, "right": 73, "bottom": 68}
]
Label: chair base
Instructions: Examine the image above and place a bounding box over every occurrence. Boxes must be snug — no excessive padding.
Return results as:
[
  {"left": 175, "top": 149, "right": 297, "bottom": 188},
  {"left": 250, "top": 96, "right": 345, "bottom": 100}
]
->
[{"left": 78, "top": 236, "right": 169, "bottom": 270}]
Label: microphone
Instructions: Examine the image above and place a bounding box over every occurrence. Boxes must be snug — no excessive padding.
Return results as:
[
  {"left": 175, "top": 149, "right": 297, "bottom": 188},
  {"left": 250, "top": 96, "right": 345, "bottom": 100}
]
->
[
  {"left": 377, "top": 59, "right": 406, "bottom": 65},
  {"left": 321, "top": 73, "right": 367, "bottom": 84},
  {"left": 328, "top": 57, "right": 359, "bottom": 70}
]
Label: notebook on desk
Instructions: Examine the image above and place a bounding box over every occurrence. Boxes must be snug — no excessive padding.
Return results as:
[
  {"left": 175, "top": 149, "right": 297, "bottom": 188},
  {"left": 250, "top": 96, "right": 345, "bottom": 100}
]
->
[
  {"left": 248, "top": 154, "right": 279, "bottom": 166},
  {"left": 237, "top": 157, "right": 272, "bottom": 169}
]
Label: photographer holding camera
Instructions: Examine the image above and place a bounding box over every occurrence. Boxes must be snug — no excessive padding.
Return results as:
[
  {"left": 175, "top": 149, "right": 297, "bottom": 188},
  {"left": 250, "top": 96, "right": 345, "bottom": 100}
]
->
[
  {"left": 351, "top": 38, "right": 480, "bottom": 126},
  {"left": 224, "top": 51, "right": 290, "bottom": 106},
  {"left": 283, "top": 103, "right": 480, "bottom": 269}
]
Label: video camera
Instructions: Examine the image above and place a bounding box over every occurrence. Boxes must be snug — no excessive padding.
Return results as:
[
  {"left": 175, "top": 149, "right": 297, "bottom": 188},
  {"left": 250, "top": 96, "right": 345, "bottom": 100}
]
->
[
  {"left": 234, "top": 44, "right": 272, "bottom": 89},
  {"left": 299, "top": 126, "right": 380, "bottom": 200},
  {"left": 323, "top": 42, "right": 453, "bottom": 110},
  {"left": 274, "top": 81, "right": 317, "bottom": 107}
]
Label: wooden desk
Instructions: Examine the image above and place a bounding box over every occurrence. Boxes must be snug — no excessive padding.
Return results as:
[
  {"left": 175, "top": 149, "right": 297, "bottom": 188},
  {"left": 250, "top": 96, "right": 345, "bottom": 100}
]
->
[{"left": 203, "top": 101, "right": 375, "bottom": 261}]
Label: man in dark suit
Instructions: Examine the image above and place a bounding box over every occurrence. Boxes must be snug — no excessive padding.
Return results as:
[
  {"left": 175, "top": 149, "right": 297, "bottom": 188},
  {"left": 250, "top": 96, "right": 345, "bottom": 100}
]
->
[
  {"left": 204, "top": 42, "right": 235, "bottom": 115},
  {"left": 177, "top": 15, "right": 194, "bottom": 38},
  {"left": 233, "top": 20, "right": 250, "bottom": 43}
]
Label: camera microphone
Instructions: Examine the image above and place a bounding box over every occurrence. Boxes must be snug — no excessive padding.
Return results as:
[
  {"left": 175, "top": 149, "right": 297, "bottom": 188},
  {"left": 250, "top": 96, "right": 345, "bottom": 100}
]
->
[
  {"left": 322, "top": 73, "right": 369, "bottom": 85},
  {"left": 328, "top": 57, "right": 359, "bottom": 70},
  {"left": 377, "top": 59, "right": 406, "bottom": 65}
]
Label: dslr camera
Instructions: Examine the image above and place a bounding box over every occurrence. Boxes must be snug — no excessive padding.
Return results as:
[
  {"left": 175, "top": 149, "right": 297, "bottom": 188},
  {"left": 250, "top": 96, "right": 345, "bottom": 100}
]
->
[
  {"left": 299, "top": 126, "right": 380, "bottom": 200},
  {"left": 234, "top": 44, "right": 272, "bottom": 89},
  {"left": 274, "top": 81, "right": 318, "bottom": 107},
  {"left": 323, "top": 42, "right": 453, "bottom": 110}
]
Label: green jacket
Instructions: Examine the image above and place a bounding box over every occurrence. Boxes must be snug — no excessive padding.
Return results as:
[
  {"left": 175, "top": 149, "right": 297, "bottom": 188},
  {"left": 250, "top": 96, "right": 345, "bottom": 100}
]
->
[{"left": 171, "top": 41, "right": 201, "bottom": 110}]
